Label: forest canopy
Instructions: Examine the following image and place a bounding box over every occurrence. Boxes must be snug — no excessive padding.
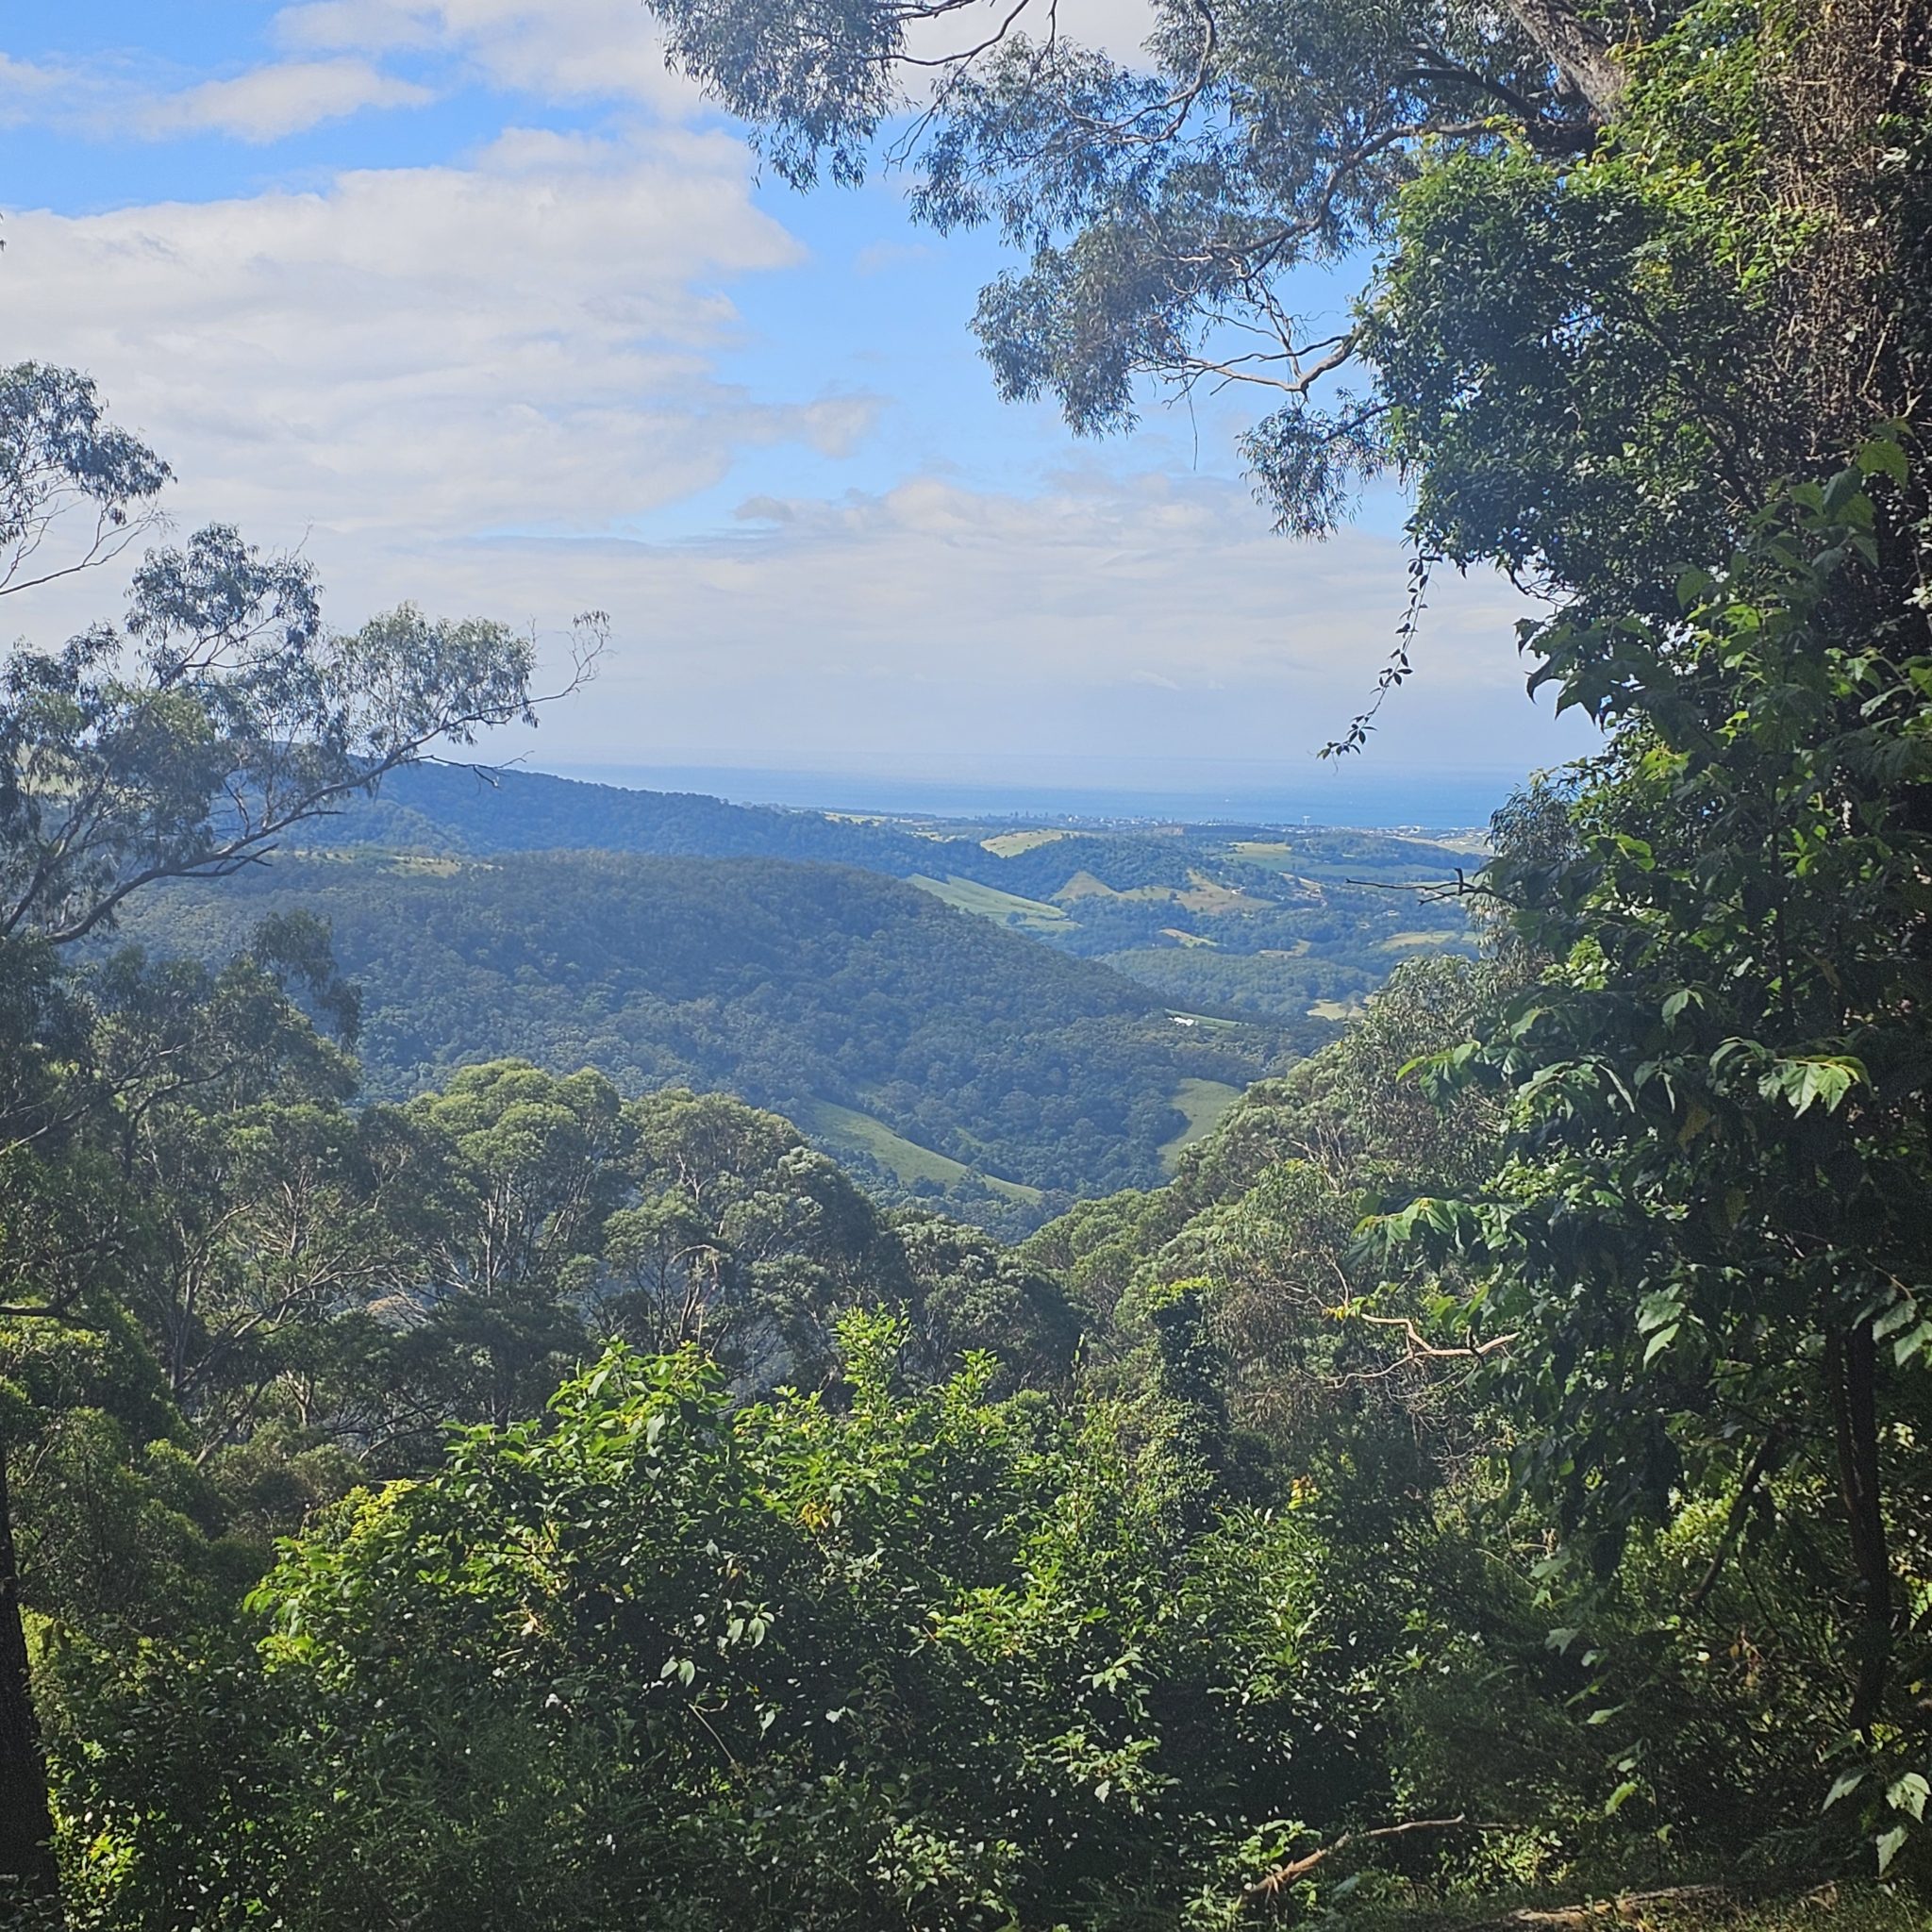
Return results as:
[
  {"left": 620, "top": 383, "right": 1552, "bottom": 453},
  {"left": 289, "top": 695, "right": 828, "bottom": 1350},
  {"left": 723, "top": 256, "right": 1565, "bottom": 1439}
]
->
[{"left": 2, "top": 0, "right": 1931, "bottom": 1920}]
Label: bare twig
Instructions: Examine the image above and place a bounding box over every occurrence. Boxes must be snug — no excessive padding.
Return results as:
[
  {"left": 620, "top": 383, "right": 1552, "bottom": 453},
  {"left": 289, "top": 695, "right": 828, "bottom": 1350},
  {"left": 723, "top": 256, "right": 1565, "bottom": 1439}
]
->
[{"left": 1346, "top": 1308, "right": 1517, "bottom": 1360}]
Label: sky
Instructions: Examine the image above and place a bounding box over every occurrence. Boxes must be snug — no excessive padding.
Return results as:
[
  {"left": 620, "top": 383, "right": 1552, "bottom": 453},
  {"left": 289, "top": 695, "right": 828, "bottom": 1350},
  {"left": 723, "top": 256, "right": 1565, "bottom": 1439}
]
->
[{"left": 0, "top": 0, "right": 1598, "bottom": 808}]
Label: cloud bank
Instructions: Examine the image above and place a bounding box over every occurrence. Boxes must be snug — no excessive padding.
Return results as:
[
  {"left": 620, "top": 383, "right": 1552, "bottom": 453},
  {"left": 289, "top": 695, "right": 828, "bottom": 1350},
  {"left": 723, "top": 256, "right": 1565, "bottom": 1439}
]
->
[{"left": 1, "top": 0, "right": 1587, "bottom": 781}]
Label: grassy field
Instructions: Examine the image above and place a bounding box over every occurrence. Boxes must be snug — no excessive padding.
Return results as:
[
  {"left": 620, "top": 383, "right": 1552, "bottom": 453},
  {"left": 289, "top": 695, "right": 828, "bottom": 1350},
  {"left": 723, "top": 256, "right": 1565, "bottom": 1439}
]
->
[
  {"left": 1160, "top": 1076, "right": 1244, "bottom": 1171},
  {"left": 1309, "top": 995, "right": 1368, "bottom": 1021},
  {"left": 1229, "top": 839, "right": 1297, "bottom": 869},
  {"left": 1176, "top": 869, "right": 1274, "bottom": 913},
  {"left": 1378, "top": 927, "right": 1469, "bottom": 952},
  {"left": 979, "top": 829, "right": 1069, "bottom": 858},
  {"left": 908, "top": 873, "right": 1070, "bottom": 931},
  {"left": 794, "top": 1098, "right": 1043, "bottom": 1203}
]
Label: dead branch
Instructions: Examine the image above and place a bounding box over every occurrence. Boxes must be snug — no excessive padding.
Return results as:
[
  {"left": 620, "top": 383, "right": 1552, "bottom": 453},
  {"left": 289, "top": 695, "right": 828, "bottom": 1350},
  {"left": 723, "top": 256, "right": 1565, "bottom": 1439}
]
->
[
  {"left": 1345, "top": 1309, "right": 1517, "bottom": 1360},
  {"left": 1242, "top": 1814, "right": 1475, "bottom": 1907}
]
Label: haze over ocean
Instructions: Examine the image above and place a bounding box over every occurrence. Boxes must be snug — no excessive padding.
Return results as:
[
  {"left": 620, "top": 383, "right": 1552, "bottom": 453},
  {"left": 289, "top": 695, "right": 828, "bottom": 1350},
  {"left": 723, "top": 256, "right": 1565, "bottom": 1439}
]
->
[{"left": 546, "top": 758, "right": 1525, "bottom": 828}]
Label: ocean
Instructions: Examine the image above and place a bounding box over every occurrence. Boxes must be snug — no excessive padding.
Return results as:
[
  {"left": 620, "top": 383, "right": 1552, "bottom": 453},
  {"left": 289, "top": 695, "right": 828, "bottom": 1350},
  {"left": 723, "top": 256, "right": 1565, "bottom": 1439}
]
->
[{"left": 541, "top": 759, "right": 1539, "bottom": 833}]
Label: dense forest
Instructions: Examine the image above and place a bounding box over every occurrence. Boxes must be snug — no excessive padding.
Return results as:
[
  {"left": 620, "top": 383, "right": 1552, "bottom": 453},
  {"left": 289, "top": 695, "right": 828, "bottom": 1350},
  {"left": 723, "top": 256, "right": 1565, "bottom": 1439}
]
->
[
  {"left": 111, "top": 850, "right": 1271, "bottom": 1224},
  {"left": 4, "top": 0, "right": 1932, "bottom": 1922},
  {"left": 324, "top": 762, "right": 1479, "bottom": 1034}
]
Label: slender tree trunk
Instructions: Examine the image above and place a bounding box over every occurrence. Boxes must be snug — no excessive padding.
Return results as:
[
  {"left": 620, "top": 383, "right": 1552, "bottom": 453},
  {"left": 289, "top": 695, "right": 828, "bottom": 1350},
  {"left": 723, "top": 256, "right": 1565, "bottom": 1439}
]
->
[
  {"left": 1826, "top": 1321, "right": 1893, "bottom": 1735},
  {"left": 0, "top": 1445, "right": 58, "bottom": 1902}
]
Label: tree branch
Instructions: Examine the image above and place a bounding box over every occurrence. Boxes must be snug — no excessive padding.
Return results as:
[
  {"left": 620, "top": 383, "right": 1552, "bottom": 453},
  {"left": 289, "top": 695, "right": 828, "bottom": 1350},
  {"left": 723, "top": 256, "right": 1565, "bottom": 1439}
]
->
[{"left": 1242, "top": 1814, "right": 1480, "bottom": 1907}]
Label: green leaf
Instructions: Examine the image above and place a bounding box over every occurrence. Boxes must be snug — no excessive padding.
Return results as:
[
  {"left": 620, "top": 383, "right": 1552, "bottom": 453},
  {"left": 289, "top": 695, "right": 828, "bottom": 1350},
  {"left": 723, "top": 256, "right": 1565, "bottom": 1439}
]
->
[
  {"left": 1824, "top": 1768, "right": 1865, "bottom": 1809},
  {"left": 1821, "top": 465, "right": 1866, "bottom": 515},
  {"left": 1876, "top": 1824, "right": 1908, "bottom": 1874},
  {"left": 1873, "top": 1297, "right": 1919, "bottom": 1342},
  {"left": 1757, "top": 1056, "right": 1866, "bottom": 1117},
  {"left": 1887, "top": 1772, "right": 1929, "bottom": 1822},
  {"left": 1894, "top": 1321, "right": 1932, "bottom": 1367},
  {"left": 1857, "top": 436, "right": 1908, "bottom": 485}
]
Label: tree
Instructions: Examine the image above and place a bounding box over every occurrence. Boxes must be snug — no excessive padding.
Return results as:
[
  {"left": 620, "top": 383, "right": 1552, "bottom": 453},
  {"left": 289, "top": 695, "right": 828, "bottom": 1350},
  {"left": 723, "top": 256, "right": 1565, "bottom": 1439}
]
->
[
  {"left": 58, "top": 1326, "right": 1387, "bottom": 1930},
  {"left": 0, "top": 365, "right": 587, "bottom": 1902},
  {"left": 889, "top": 1210, "right": 1080, "bottom": 1390},
  {"left": 0, "top": 525, "right": 606, "bottom": 947},
  {"left": 655, "top": 0, "right": 1913, "bottom": 549},
  {"left": 601, "top": 1088, "right": 886, "bottom": 1375},
  {"left": 1385, "top": 442, "right": 1932, "bottom": 1862},
  {"left": 0, "top": 363, "right": 170, "bottom": 601},
  {"left": 388, "top": 1062, "right": 628, "bottom": 1434}
]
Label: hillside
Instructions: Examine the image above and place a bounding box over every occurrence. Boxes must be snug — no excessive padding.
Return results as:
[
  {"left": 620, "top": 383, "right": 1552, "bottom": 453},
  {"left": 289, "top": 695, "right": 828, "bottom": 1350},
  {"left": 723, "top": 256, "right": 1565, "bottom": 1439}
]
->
[
  {"left": 324, "top": 765, "right": 1479, "bottom": 1039},
  {"left": 116, "top": 849, "right": 1274, "bottom": 1227}
]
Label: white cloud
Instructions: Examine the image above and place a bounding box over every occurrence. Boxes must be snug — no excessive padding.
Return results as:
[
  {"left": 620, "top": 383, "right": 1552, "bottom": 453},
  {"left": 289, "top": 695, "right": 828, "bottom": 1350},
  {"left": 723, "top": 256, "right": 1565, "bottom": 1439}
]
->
[
  {"left": 271, "top": 1, "right": 447, "bottom": 54},
  {"left": 305, "top": 468, "right": 1588, "bottom": 772},
  {"left": 0, "top": 45, "right": 431, "bottom": 144},
  {"left": 0, "top": 50, "right": 125, "bottom": 131},
  {"left": 2, "top": 129, "right": 874, "bottom": 565},
  {"left": 274, "top": 0, "right": 709, "bottom": 115},
  {"left": 0, "top": 52, "right": 73, "bottom": 116},
  {"left": 140, "top": 58, "right": 435, "bottom": 142},
  {"left": 272, "top": 0, "right": 1159, "bottom": 122},
  {"left": 1, "top": 4, "right": 1581, "bottom": 783}
]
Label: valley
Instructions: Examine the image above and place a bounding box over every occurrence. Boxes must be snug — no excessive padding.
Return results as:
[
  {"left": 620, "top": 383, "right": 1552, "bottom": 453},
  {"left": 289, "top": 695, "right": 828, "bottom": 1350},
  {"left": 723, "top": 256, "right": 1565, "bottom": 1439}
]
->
[
  {"left": 109, "top": 765, "right": 1485, "bottom": 1227},
  {"left": 333, "top": 760, "right": 1481, "bottom": 1029}
]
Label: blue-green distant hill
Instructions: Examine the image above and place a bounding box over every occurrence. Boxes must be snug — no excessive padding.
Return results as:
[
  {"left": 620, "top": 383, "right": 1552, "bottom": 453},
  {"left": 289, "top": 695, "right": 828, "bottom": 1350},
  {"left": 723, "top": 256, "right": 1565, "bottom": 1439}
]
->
[{"left": 322, "top": 764, "right": 1480, "bottom": 1037}]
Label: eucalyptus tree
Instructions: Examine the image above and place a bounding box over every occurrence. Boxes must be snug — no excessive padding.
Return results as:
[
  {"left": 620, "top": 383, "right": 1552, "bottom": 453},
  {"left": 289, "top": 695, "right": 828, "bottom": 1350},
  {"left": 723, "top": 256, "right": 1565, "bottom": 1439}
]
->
[
  {"left": 640, "top": 0, "right": 1920, "bottom": 658},
  {"left": 384, "top": 1062, "right": 631, "bottom": 1439},
  {"left": 602, "top": 1087, "right": 887, "bottom": 1376},
  {"left": 0, "top": 363, "right": 590, "bottom": 1903}
]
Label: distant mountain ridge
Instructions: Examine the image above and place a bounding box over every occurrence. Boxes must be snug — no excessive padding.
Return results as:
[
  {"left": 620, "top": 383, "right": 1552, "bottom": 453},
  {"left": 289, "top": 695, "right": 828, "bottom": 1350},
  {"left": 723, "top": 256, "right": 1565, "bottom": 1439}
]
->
[
  {"left": 320, "top": 763, "right": 1480, "bottom": 1039},
  {"left": 333, "top": 763, "right": 949, "bottom": 874}
]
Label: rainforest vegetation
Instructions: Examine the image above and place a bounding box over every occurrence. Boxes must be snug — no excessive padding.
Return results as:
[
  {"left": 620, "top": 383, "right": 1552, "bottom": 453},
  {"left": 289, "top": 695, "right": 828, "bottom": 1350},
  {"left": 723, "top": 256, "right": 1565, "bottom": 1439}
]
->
[
  {"left": 107, "top": 774, "right": 1481, "bottom": 1224},
  {"left": 3, "top": 0, "right": 1931, "bottom": 1922}
]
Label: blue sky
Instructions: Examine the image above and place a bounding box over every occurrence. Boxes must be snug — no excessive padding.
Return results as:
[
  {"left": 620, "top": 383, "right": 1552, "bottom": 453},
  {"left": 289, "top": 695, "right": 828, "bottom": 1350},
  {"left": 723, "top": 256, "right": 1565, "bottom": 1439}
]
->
[{"left": 0, "top": 1, "right": 1595, "bottom": 802}]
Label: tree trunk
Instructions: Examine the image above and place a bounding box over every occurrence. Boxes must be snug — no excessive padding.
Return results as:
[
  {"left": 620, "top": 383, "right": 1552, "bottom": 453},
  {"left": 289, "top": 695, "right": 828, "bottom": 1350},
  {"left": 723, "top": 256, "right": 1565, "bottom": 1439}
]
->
[
  {"left": 1499, "top": 0, "right": 1627, "bottom": 118},
  {"left": 0, "top": 1445, "right": 58, "bottom": 1902},
  {"left": 1826, "top": 1321, "right": 1893, "bottom": 1735}
]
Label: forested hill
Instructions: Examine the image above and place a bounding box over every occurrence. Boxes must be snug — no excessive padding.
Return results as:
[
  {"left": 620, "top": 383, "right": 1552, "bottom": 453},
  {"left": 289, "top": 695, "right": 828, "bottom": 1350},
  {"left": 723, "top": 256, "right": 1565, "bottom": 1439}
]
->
[
  {"left": 336, "top": 763, "right": 1473, "bottom": 897},
  {"left": 117, "top": 850, "right": 1272, "bottom": 1227},
  {"left": 336, "top": 762, "right": 949, "bottom": 873},
  {"left": 325, "top": 764, "right": 1479, "bottom": 1039}
]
